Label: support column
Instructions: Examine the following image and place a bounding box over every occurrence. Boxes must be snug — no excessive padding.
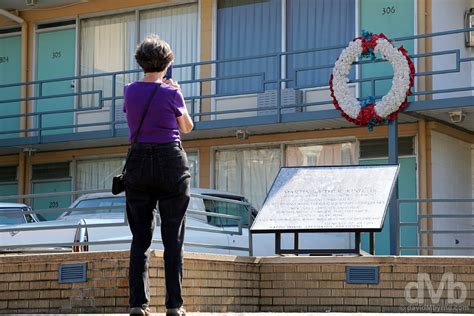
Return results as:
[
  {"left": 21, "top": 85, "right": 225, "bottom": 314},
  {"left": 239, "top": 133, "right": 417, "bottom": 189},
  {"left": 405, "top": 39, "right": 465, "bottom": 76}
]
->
[
  {"left": 17, "top": 152, "right": 26, "bottom": 203},
  {"left": 388, "top": 118, "right": 399, "bottom": 255},
  {"left": 20, "top": 21, "right": 28, "bottom": 137},
  {"left": 418, "top": 120, "right": 430, "bottom": 255},
  {"left": 199, "top": 0, "right": 213, "bottom": 121}
]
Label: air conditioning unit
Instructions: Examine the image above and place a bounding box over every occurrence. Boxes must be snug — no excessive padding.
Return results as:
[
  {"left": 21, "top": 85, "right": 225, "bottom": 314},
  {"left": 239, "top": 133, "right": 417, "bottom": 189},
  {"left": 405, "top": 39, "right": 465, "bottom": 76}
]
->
[
  {"left": 114, "top": 105, "right": 128, "bottom": 129},
  {"left": 257, "top": 88, "right": 304, "bottom": 116}
]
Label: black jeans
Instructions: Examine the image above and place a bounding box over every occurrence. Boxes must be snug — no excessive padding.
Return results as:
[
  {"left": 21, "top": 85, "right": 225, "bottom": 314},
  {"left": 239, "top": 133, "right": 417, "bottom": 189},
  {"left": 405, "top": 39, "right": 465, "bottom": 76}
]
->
[{"left": 124, "top": 142, "right": 190, "bottom": 309}]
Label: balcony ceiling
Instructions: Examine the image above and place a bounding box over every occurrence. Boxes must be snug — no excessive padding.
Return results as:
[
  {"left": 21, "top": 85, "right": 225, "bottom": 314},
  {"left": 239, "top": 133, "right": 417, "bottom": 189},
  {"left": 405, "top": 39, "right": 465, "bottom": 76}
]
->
[
  {"left": 421, "top": 107, "right": 474, "bottom": 133},
  {"left": 0, "top": 0, "right": 86, "bottom": 11}
]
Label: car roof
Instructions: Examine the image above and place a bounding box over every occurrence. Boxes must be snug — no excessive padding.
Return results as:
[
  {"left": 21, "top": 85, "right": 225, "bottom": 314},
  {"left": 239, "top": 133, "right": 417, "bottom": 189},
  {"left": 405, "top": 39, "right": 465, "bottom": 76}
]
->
[
  {"left": 0, "top": 202, "right": 28, "bottom": 208},
  {"left": 69, "top": 188, "right": 246, "bottom": 206}
]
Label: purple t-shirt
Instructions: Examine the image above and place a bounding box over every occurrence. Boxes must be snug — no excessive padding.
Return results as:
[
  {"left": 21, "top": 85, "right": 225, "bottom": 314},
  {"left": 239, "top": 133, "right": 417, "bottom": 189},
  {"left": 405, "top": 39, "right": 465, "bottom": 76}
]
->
[{"left": 124, "top": 82, "right": 186, "bottom": 144}]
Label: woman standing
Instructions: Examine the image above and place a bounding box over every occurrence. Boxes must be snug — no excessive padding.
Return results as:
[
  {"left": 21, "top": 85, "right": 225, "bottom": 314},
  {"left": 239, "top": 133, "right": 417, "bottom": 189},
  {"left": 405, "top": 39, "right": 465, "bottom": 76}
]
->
[{"left": 124, "top": 34, "right": 192, "bottom": 316}]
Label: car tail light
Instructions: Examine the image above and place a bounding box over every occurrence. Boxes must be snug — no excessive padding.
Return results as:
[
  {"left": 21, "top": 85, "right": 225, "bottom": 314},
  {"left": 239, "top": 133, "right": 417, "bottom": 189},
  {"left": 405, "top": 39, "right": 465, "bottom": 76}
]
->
[{"left": 73, "top": 219, "right": 89, "bottom": 252}]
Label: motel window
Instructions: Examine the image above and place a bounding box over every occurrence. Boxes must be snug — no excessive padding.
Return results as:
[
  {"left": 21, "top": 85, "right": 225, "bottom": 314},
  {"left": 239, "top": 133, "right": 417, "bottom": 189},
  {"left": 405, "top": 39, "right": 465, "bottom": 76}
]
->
[
  {"left": 216, "top": 0, "right": 356, "bottom": 94},
  {"left": 139, "top": 3, "right": 199, "bottom": 99},
  {"left": 214, "top": 141, "right": 357, "bottom": 209},
  {"left": 80, "top": 12, "right": 137, "bottom": 109},
  {"left": 215, "top": 147, "right": 281, "bottom": 210},
  {"left": 286, "top": 0, "right": 356, "bottom": 88},
  {"left": 76, "top": 157, "right": 125, "bottom": 191},
  {"left": 79, "top": 3, "right": 199, "bottom": 109},
  {"left": 286, "top": 142, "right": 357, "bottom": 166},
  {"left": 187, "top": 151, "right": 199, "bottom": 188},
  {"left": 359, "top": 137, "right": 415, "bottom": 159},
  {"left": 0, "top": 166, "right": 18, "bottom": 202}
]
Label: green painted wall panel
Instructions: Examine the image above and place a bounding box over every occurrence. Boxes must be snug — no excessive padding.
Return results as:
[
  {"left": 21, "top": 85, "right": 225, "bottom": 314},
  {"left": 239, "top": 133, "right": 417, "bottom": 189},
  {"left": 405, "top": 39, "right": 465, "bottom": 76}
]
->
[
  {"left": 360, "top": 157, "right": 418, "bottom": 255},
  {"left": 0, "top": 183, "right": 19, "bottom": 203},
  {"left": 31, "top": 180, "right": 72, "bottom": 220},
  {"left": 360, "top": 0, "right": 415, "bottom": 99},
  {"left": 36, "top": 28, "right": 76, "bottom": 135},
  {"left": 0, "top": 35, "right": 21, "bottom": 139}
]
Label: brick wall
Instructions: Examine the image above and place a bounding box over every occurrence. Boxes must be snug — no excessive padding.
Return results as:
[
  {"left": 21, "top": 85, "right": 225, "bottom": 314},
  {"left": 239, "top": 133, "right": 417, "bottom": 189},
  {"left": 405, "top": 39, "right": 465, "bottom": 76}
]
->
[{"left": 0, "top": 252, "right": 472, "bottom": 313}]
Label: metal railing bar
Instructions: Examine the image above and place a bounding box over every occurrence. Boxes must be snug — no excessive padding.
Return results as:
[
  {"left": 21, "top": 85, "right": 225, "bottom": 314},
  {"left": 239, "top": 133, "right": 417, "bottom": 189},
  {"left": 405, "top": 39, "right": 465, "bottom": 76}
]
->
[
  {"left": 0, "top": 90, "right": 103, "bottom": 105},
  {"left": 0, "top": 205, "right": 124, "bottom": 216},
  {"left": 419, "top": 230, "right": 474, "bottom": 234},
  {"left": 418, "top": 214, "right": 474, "bottom": 218},
  {"left": 0, "top": 189, "right": 110, "bottom": 200},
  {"left": 392, "top": 27, "right": 474, "bottom": 41},
  {"left": 0, "top": 222, "right": 126, "bottom": 233},
  {"left": 398, "top": 198, "right": 474, "bottom": 203},
  {"left": 0, "top": 104, "right": 104, "bottom": 119},
  {"left": 400, "top": 246, "right": 474, "bottom": 250},
  {"left": 0, "top": 121, "right": 112, "bottom": 136},
  {"left": 1, "top": 239, "right": 248, "bottom": 252},
  {"left": 0, "top": 221, "right": 242, "bottom": 236}
]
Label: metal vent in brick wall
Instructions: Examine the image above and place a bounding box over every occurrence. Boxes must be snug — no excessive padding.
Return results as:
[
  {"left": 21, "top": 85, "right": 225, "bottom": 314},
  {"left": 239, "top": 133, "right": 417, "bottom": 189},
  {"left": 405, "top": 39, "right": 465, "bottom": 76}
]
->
[
  {"left": 58, "top": 263, "right": 87, "bottom": 283},
  {"left": 346, "top": 266, "right": 379, "bottom": 284}
]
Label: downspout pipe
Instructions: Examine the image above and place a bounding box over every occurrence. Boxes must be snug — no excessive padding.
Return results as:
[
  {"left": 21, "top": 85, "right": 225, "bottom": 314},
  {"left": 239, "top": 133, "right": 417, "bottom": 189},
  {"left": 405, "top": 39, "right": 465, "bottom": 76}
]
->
[{"left": 0, "top": 9, "right": 24, "bottom": 24}]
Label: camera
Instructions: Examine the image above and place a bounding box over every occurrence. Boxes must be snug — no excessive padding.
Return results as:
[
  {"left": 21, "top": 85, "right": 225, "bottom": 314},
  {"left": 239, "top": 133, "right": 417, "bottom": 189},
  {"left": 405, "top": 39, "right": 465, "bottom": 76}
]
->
[{"left": 164, "top": 64, "right": 173, "bottom": 80}]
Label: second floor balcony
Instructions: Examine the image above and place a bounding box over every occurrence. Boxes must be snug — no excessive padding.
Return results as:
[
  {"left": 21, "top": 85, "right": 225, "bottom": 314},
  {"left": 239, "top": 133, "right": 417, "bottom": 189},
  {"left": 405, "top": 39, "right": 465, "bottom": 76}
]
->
[{"left": 0, "top": 28, "right": 473, "bottom": 155}]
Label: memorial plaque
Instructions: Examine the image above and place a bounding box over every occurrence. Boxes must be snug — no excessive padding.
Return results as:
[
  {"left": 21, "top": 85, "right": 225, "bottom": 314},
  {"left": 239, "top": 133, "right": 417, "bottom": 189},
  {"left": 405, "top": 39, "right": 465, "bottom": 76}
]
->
[{"left": 251, "top": 165, "right": 399, "bottom": 233}]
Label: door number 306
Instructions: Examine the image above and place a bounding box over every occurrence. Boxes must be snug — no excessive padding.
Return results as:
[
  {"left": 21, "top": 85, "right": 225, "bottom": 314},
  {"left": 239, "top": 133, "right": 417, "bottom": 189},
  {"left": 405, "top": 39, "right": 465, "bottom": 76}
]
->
[{"left": 382, "top": 6, "right": 396, "bottom": 15}]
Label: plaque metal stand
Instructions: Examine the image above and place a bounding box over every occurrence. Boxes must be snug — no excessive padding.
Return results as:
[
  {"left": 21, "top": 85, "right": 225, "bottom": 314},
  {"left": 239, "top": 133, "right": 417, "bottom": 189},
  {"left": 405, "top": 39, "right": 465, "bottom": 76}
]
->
[{"left": 273, "top": 231, "right": 375, "bottom": 256}]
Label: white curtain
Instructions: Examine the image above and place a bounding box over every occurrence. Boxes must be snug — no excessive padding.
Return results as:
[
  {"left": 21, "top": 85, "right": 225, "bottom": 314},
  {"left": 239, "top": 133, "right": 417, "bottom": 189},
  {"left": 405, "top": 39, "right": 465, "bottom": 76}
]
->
[
  {"left": 76, "top": 158, "right": 125, "bottom": 191},
  {"left": 187, "top": 151, "right": 199, "bottom": 188},
  {"left": 140, "top": 3, "right": 199, "bottom": 101},
  {"left": 80, "top": 13, "right": 137, "bottom": 109},
  {"left": 215, "top": 148, "right": 281, "bottom": 210},
  {"left": 286, "top": 142, "right": 357, "bottom": 166}
]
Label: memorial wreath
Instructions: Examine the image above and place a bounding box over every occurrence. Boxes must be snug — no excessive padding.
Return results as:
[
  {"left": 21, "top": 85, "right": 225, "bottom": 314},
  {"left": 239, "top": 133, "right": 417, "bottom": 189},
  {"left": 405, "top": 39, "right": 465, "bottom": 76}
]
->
[{"left": 329, "top": 32, "right": 415, "bottom": 129}]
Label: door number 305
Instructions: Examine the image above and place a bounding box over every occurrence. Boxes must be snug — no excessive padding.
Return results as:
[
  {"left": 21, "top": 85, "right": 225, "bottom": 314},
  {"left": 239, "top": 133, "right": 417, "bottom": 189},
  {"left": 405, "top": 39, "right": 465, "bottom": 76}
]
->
[{"left": 51, "top": 51, "right": 62, "bottom": 59}]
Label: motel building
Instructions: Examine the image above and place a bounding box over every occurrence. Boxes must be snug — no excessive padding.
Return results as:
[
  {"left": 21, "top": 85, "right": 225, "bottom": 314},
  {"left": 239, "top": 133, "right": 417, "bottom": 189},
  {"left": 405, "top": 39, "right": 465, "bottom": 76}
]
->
[{"left": 0, "top": 0, "right": 473, "bottom": 313}]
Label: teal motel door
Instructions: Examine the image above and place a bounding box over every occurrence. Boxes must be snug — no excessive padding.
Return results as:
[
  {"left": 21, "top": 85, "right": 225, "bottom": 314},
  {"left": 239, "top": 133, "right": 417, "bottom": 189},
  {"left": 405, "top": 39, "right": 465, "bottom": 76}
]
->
[
  {"left": 31, "top": 162, "right": 72, "bottom": 220},
  {"left": 360, "top": 157, "right": 418, "bottom": 255},
  {"left": 0, "top": 33, "right": 21, "bottom": 139},
  {"left": 36, "top": 27, "right": 76, "bottom": 136},
  {"left": 360, "top": 0, "right": 415, "bottom": 99}
]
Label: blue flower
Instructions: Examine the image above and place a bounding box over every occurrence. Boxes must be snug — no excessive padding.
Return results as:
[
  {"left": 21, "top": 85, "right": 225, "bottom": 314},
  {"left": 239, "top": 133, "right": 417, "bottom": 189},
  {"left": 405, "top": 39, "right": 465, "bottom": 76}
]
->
[
  {"left": 362, "top": 30, "right": 373, "bottom": 40},
  {"left": 360, "top": 96, "right": 375, "bottom": 107}
]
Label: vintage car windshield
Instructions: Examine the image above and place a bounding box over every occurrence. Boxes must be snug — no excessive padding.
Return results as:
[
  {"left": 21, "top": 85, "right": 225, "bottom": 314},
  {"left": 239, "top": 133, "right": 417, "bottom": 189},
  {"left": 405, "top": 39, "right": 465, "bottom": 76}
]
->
[
  {"left": 204, "top": 199, "right": 252, "bottom": 227},
  {"left": 66, "top": 197, "right": 126, "bottom": 217},
  {"left": 0, "top": 208, "right": 27, "bottom": 225}
]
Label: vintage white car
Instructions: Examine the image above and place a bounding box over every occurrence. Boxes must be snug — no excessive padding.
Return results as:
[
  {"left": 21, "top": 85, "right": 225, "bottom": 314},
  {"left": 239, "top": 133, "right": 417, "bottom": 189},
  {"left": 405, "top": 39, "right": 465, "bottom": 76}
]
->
[
  {"left": 0, "top": 203, "right": 44, "bottom": 226},
  {"left": 0, "top": 189, "right": 258, "bottom": 255}
]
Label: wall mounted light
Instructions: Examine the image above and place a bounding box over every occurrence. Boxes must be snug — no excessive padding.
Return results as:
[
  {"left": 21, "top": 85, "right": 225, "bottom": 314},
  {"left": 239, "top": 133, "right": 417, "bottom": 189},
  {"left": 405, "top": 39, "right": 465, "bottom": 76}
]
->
[
  {"left": 465, "top": 9, "right": 474, "bottom": 47},
  {"left": 448, "top": 110, "right": 466, "bottom": 124},
  {"left": 235, "top": 129, "right": 249, "bottom": 140}
]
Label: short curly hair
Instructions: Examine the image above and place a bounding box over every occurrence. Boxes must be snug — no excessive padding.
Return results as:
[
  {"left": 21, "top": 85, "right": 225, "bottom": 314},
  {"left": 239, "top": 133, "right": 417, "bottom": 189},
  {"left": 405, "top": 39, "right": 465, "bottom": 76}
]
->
[{"left": 135, "top": 34, "right": 174, "bottom": 73}]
